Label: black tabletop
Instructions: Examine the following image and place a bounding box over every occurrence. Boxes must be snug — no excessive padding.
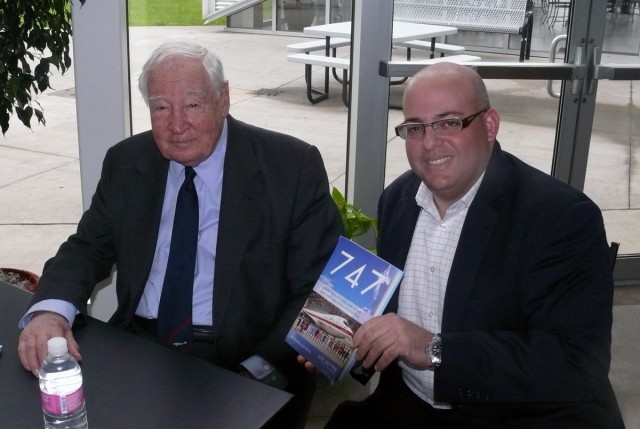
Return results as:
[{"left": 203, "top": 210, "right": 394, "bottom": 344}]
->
[{"left": 0, "top": 281, "right": 291, "bottom": 428}]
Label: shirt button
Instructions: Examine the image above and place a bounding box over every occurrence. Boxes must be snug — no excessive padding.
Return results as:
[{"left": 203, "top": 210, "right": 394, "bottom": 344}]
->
[
  {"left": 263, "top": 364, "right": 271, "bottom": 371},
  {"left": 430, "top": 266, "right": 436, "bottom": 273}
]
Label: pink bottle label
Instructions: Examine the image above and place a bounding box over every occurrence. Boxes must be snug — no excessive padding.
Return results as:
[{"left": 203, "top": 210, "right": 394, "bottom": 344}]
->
[{"left": 41, "top": 386, "right": 85, "bottom": 415}]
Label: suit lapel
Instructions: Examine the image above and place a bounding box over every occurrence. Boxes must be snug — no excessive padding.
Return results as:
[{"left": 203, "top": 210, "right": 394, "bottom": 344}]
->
[
  {"left": 441, "top": 143, "right": 508, "bottom": 332},
  {"left": 212, "top": 118, "right": 263, "bottom": 332},
  {"left": 126, "top": 135, "right": 169, "bottom": 303},
  {"left": 382, "top": 174, "right": 421, "bottom": 313},
  {"left": 442, "top": 201, "right": 497, "bottom": 332}
]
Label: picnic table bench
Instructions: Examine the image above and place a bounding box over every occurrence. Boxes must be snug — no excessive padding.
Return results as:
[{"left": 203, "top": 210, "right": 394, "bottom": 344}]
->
[
  {"left": 395, "top": 40, "right": 466, "bottom": 59},
  {"left": 286, "top": 38, "right": 351, "bottom": 54},
  {"left": 287, "top": 35, "right": 468, "bottom": 91},
  {"left": 287, "top": 53, "right": 481, "bottom": 107},
  {"left": 288, "top": 34, "right": 466, "bottom": 60},
  {"left": 286, "top": 53, "right": 351, "bottom": 106},
  {"left": 393, "top": 0, "right": 534, "bottom": 61}
]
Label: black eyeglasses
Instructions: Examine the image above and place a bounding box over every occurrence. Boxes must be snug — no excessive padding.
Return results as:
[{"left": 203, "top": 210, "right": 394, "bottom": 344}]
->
[{"left": 395, "top": 109, "right": 488, "bottom": 140}]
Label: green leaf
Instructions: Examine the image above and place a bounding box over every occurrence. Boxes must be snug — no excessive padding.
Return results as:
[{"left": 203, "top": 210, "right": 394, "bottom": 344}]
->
[
  {"left": 15, "top": 106, "right": 34, "bottom": 128},
  {"left": 330, "top": 187, "right": 377, "bottom": 240},
  {"left": 34, "top": 108, "right": 46, "bottom": 126},
  {"left": 34, "top": 60, "right": 51, "bottom": 92},
  {"left": 0, "top": 0, "right": 74, "bottom": 133},
  {"left": 1, "top": 110, "right": 10, "bottom": 135}
]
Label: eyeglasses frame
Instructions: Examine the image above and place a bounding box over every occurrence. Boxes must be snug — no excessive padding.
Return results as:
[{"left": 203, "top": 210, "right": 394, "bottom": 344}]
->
[{"left": 395, "top": 109, "right": 489, "bottom": 140}]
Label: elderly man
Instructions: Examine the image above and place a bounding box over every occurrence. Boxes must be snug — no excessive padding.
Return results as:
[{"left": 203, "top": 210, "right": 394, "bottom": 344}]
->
[
  {"left": 19, "top": 41, "right": 343, "bottom": 428},
  {"left": 322, "top": 63, "right": 624, "bottom": 428}
]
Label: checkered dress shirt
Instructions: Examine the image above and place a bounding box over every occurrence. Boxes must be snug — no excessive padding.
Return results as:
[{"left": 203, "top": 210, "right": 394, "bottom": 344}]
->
[{"left": 398, "top": 174, "right": 483, "bottom": 408}]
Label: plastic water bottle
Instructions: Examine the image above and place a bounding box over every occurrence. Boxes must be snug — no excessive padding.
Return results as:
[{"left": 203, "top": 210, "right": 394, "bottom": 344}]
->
[{"left": 39, "top": 337, "right": 88, "bottom": 429}]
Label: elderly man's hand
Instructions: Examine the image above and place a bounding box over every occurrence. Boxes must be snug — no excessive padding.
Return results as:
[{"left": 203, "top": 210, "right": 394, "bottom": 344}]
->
[
  {"left": 297, "top": 355, "right": 317, "bottom": 373},
  {"left": 18, "top": 312, "right": 81, "bottom": 376}
]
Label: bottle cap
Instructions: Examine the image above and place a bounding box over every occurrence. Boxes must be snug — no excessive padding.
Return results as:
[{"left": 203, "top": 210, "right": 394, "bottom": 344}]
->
[{"left": 47, "top": 337, "right": 68, "bottom": 356}]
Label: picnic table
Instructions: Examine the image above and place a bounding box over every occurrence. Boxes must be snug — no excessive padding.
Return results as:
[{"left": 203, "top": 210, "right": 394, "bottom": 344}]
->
[{"left": 287, "top": 21, "right": 465, "bottom": 105}]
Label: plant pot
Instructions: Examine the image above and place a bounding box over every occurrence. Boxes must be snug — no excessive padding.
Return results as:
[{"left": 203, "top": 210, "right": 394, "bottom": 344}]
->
[{"left": 0, "top": 268, "right": 39, "bottom": 293}]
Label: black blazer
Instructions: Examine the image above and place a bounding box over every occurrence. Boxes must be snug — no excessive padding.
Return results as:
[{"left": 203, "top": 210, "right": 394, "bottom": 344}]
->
[
  {"left": 31, "top": 116, "right": 343, "bottom": 386},
  {"left": 377, "top": 143, "right": 624, "bottom": 428}
]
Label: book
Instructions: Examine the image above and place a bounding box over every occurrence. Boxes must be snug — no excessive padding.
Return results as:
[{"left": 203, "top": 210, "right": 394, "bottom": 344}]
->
[{"left": 286, "top": 236, "right": 403, "bottom": 383}]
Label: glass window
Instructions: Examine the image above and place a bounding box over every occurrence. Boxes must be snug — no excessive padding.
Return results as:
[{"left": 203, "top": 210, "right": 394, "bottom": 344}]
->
[{"left": 125, "top": 0, "right": 639, "bottom": 267}]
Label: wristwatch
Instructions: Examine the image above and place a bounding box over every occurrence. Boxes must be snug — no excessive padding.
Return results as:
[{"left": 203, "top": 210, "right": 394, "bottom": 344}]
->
[{"left": 427, "top": 334, "right": 442, "bottom": 369}]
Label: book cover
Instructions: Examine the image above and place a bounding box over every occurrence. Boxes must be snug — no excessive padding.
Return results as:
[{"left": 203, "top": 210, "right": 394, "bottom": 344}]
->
[{"left": 286, "top": 236, "right": 403, "bottom": 383}]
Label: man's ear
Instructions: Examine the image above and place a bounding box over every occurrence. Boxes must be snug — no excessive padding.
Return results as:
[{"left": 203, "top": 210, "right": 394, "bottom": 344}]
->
[
  {"left": 219, "top": 81, "right": 231, "bottom": 116},
  {"left": 484, "top": 108, "right": 500, "bottom": 143}
]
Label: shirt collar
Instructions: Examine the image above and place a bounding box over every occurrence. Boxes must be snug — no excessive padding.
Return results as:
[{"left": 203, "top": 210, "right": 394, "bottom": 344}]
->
[{"left": 415, "top": 171, "right": 485, "bottom": 217}]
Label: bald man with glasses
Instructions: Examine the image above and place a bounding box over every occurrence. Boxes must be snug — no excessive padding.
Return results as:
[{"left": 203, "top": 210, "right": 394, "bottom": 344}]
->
[{"left": 321, "top": 63, "right": 624, "bottom": 429}]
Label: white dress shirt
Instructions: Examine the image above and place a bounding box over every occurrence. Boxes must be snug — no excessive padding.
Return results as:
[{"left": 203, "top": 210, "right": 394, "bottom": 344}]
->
[{"left": 398, "top": 174, "right": 483, "bottom": 408}]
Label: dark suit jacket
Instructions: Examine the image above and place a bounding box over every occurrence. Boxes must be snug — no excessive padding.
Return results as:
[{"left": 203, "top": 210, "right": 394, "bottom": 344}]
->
[
  {"left": 31, "top": 116, "right": 343, "bottom": 387},
  {"left": 376, "top": 143, "right": 624, "bottom": 428}
]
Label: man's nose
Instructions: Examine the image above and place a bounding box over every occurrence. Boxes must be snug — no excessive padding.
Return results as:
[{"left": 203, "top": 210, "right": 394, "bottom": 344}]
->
[
  {"left": 420, "top": 125, "right": 442, "bottom": 148},
  {"left": 168, "top": 109, "right": 188, "bottom": 134}
]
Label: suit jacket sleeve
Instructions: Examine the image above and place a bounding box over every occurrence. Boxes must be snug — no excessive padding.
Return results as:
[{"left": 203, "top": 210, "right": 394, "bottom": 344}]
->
[{"left": 29, "top": 131, "right": 166, "bottom": 318}]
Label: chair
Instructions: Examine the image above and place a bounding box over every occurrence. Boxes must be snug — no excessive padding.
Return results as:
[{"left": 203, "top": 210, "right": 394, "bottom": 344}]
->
[
  {"left": 544, "top": 0, "right": 571, "bottom": 27},
  {"left": 628, "top": 0, "right": 639, "bottom": 19},
  {"left": 611, "top": 0, "right": 638, "bottom": 19}
]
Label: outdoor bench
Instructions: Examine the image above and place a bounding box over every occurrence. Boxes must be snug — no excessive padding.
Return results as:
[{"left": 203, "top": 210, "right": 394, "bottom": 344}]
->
[
  {"left": 287, "top": 52, "right": 482, "bottom": 107},
  {"left": 288, "top": 37, "right": 464, "bottom": 59},
  {"left": 393, "top": 0, "right": 534, "bottom": 61},
  {"left": 395, "top": 40, "right": 466, "bottom": 58},
  {"left": 286, "top": 53, "right": 351, "bottom": 106},
  {"left": 286, "top": 37, "right": 351, "bottom": 54}
]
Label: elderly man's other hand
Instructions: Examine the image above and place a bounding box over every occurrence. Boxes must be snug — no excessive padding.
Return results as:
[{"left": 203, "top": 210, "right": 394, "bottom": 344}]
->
[
  {"left": 297, "top": 354, "right": 317, "bottom": 373},
  {"left": 18, "top": 311, "right": 81, "bottom": 376}
]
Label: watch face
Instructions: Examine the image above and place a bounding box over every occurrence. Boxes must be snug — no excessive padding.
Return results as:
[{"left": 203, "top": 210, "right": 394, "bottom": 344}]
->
[
  {"left": 432, "top": 339, "right": 442, "bottom": 357},
  {"left": 429, "top": 335, "right": 442, "bottom": 366}
]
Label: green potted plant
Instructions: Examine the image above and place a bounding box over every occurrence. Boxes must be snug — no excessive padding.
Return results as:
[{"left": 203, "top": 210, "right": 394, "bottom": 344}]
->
[
  {"left": 0, "top": 1, "right": 82, "bottom": 292},
  {"left": 331, "top": 187, "right": 377, "bottom": 241},
  {"left": 0, "top": 0, "right": 86, "bottom": 135}
]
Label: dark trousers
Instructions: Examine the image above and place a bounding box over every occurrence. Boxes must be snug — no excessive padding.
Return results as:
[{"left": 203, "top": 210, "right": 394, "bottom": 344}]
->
[
  {"left": 324, "top": 367, "right": 456, "bottom": 429},
  {"left": 325, "top": 365, "right": 626, "bottom": 429}
]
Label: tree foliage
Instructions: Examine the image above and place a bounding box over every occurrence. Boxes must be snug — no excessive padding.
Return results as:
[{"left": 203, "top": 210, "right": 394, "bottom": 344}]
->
[{"left": 0, "top": 0, "right": 86, "bottom": 135}]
